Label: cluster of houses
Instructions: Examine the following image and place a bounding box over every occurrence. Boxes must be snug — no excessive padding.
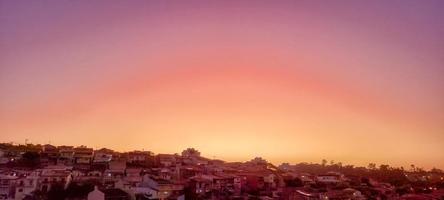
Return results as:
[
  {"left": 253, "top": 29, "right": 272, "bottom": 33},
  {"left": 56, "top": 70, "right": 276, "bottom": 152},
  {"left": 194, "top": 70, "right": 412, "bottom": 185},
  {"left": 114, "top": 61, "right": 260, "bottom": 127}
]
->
[{"left": 0, "top": 144, "right": 443, "bottom": 200}]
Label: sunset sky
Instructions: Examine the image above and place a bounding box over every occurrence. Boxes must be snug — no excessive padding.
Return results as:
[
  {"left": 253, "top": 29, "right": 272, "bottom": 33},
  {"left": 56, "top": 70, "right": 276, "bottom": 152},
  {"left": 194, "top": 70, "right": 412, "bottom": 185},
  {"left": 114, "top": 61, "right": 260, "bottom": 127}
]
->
[{"left": 1, "top": 1, "right": 443, "bottom": 169}]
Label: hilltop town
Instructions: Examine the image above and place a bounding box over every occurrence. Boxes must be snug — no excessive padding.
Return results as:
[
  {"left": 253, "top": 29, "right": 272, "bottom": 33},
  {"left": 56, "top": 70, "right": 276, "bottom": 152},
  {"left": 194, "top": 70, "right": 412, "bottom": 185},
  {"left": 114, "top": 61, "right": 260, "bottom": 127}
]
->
[{"left": 0, "top": 143, "right": 443, "bottom": 200}]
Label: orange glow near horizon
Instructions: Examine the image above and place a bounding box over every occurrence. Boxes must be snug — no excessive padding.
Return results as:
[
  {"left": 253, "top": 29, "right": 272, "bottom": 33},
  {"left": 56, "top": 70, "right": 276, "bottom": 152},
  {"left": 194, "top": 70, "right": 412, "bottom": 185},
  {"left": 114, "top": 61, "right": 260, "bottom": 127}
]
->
[{"left": 1, "top": 1, "right": 443, "bottom": 169}]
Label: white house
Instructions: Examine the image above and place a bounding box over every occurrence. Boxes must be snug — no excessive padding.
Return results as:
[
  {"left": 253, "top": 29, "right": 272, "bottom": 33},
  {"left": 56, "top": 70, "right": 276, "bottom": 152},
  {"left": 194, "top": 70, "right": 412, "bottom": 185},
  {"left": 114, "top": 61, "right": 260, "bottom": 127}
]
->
[
  {"left": 87, "top": 186, "right": 104, "bottom": 200},
  {"left": 316, "top": 172, "right": 344, "bottom": 184},
  {"left": 0, "top": 173, "right": 18, "bottom": 200},
  {"left": 132, "top": 175, "right": 184, "bottom": 200},
  {"left": 12, "top": 170, "right": 39, "bottom": 200}
]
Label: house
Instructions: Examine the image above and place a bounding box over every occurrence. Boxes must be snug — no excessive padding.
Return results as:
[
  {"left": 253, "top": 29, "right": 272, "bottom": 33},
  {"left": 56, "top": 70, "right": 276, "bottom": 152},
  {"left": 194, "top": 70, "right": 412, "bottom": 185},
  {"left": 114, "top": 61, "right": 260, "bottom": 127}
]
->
[
  {"left": 325, "top": 188, "right": 366, "bottom": 200},
  {"left": 159, "top": 168, "right": 172, "bottom": 180},
  {"left": 103, "top": 161, "right": 127, "bottom": 187},
  {"left": 157, "top": 154, "right": 176, "bottom": 167},
  {"left": 237, "top": 173, "right": 266, "bottom": 193},
  {"left": 109, "top": 160, "right": 126, "bottom": 172},
  {"left": 0, "top": 173, "right": 18, "bottom": 199},
  {"left": 58, "top": 146, "right": 74, "bottom": 165},
  {"left": 316, "top": 172, "right": 344, "bottom": 184},
  {"left": 213, "top": 173, "right": 242, "bottom": 195},
  {"left": 14, "top": 171, "right": 39, "bottom": 200},
  {"left": 93, "top": 148, "right": 114, "bottom": 164},
  {"left": 88, "top": 186, "right": 130, "bottom": 200},
  {"left": 178, "top": 166, "right": 202, "bottom": 181},
  {"left": 38, "top": 166, "right": 72, "bottom": 192},
  {"left": 293, "top": 189, "right": 328, "bottom": 200},
  {"left": 73, "top": 146, "right": 94, "bottom": 167},
  {"left": 72, "top": 170, "right": 103, "bottom": 182},
  {"left": 263, "top": 174, "right": 277, "bottom": 189},
  {"left": 136, "top": 175, "right": 184, "bottom": 200},
  {"left": 88, "top": 186, "right": 105, "bottom": 200},
  {"left": 0, "top": 153, "right": 9, "bottom": 165},
  {"left": 237, "top": 170, "right": 280, "bottom": 193},
  {"left": 127, "top": 151, "right": 153, "bottom": 165},
  {"left": 92, "top": 148, "right": 114, "bottom": 171},
  {"left": 188, "top": 174, "right": 242, "bottom": 197},
  {"left": 296, "top": 173, "right": 314, "bottom": 184},
  {"left": 40, "top": 144, "right": 59, "bottom": 166},
  {"left": 278, "top": 163, "right": 293, "bottom": 172},
  {"left": 189, "top": 175, "right": 214, "bottom": 197},
  {"left": 205, "top": 164, "right": 224, "bottom": 174},
  {"left": 113, "top": 168, "right": 150, "bottom": 199},
  {"left": 124, "top": 168, "right": 143, "bottom": 186}
]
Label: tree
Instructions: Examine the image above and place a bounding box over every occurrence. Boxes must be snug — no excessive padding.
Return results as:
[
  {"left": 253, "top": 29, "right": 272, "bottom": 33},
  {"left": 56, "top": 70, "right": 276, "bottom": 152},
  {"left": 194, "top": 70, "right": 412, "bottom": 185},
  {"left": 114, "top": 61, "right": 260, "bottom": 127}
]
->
[
  {"left": 249, "top": 157, "right": 268, "bottom": 165},
  {"left": 21, "top": 151, "right": 40, "bottom": 168},
  {"left": 29, "top": 190, "right": 46, "bottom": 200},
  {"left": 430, "top": 168, "right": 443, "bottom": 174},
  {"left": 321, "top": 159, "right": 327, "bottom": 167},
  {"left": 181, "top": 148, "right": 201, "bottom": 158},
  {"left": 416, "top": 167, "right": 425, "bottom": 173},
  {"left": 65, "top": 181, "right": 97, "bottom": 199},
  {"left": 337, "top": 162, "right": 343, "bottom": 168},
  {"left": 47, "top": 184, "right": 66, "bottom": 200},
  {"left": 285, "top": 178, "right": 303, "bottom": 187},
  {"left": 379, "top": 164, "right": 390, "bottom": 171},
  {"left": 368, "top": 163, "right": 376, "bottom": 170}
]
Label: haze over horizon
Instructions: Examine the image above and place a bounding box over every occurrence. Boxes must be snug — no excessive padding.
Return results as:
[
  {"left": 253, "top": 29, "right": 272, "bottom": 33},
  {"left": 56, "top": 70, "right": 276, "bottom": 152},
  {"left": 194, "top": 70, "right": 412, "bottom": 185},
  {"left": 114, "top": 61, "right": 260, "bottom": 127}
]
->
[{"left": 1, "top": 1, "right": 443, "bottom": 169}]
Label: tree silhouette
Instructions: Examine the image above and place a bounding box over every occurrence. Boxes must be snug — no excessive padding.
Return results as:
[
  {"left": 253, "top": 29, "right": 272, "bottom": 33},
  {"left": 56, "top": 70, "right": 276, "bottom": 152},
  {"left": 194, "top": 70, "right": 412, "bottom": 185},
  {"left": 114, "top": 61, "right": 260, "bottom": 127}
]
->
[
  {"left": 20, "top": 151, "right": 40, "bottom": 168},
  {"left": 321, "top": 159, "right": 327, "bottom": 166},
  {"left": 368, "top": 163, "right": 376, "bottom": 170}
]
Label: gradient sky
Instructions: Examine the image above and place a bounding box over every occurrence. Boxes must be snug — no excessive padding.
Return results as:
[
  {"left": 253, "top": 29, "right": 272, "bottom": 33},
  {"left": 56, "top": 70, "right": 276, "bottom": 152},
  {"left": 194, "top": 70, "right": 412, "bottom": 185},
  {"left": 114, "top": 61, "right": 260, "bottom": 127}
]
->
[{"left": 1, "top": 1, "right": 443, "bottom": 169}]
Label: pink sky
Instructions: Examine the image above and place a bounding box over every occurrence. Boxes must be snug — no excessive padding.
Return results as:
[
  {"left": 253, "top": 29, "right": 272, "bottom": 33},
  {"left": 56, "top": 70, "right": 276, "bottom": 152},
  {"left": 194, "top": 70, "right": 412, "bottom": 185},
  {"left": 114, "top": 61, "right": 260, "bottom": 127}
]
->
[{"left": 1, "top": 1, "right": 443, "bottom": 169}]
